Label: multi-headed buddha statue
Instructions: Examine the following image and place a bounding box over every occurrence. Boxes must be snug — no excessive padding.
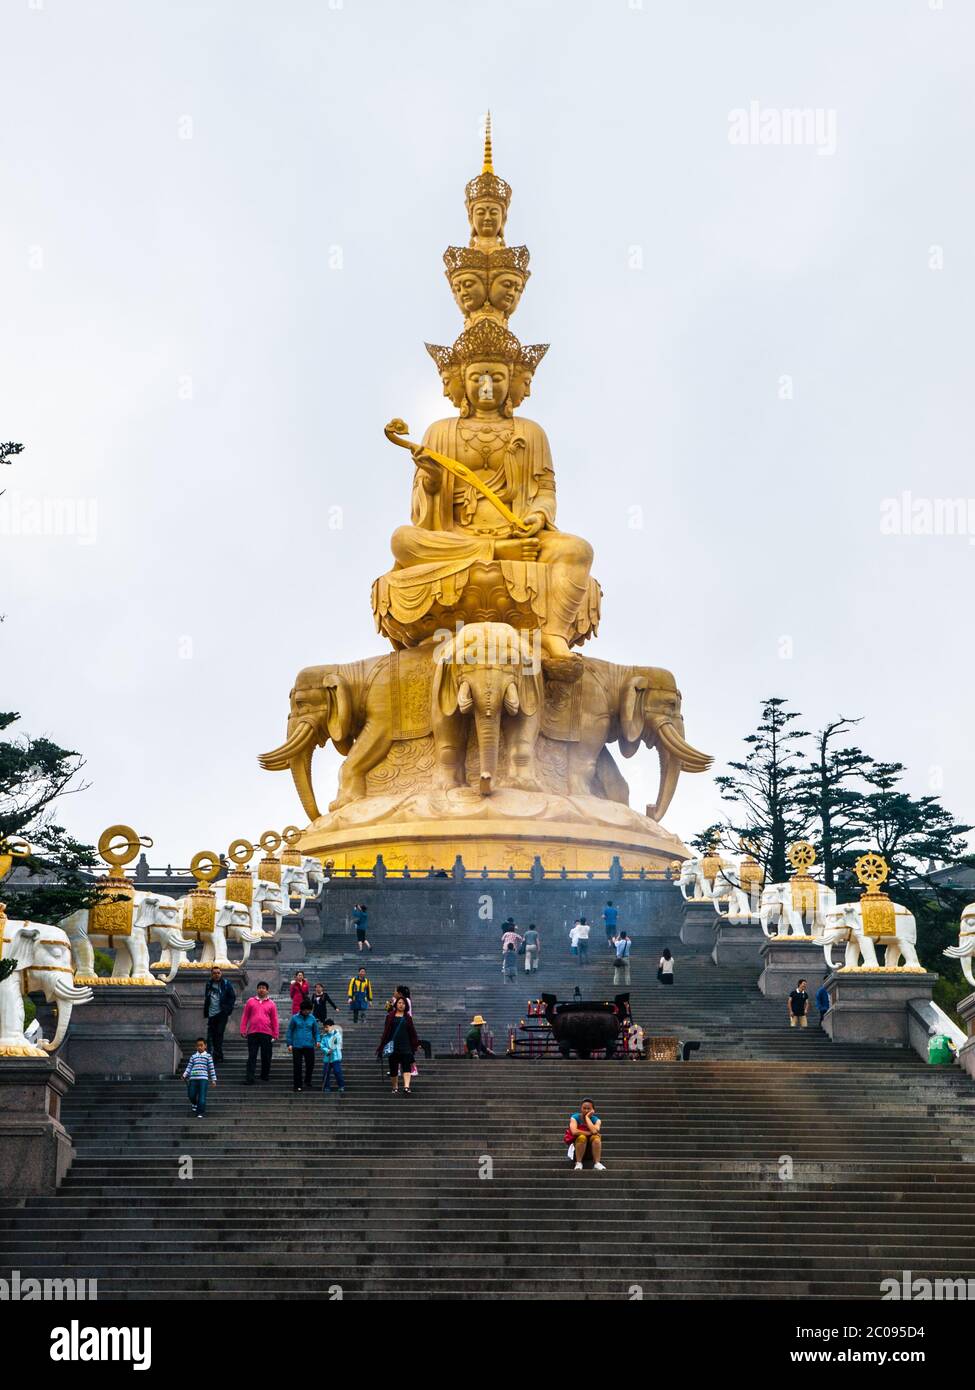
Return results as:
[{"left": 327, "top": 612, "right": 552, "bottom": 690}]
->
[
  {"left": 372, "top": 122, "right": 600, "bottom": 672},
  {"left": 262, "top": 116, "right": 712, "bottom": 874}
]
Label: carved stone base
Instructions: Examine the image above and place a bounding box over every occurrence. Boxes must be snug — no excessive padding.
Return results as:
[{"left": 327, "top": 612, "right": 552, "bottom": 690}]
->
[
  {"left": 679, "top": 900, "right": 717, "bottom": 947},
  {"left": 758, "top": 935, "right": 827, "bottom": 998},
  {"left": 0, "top": 1058, "right": 76, "bottom": 1195},
  {"left": 824, "top": 970, "right": 938, "bottom": 1046},
  {"left": 711, "top": 919, "right": 766, "bottom": 969},
  {"left": 955, "top": 991, "right": 975, "bottom": 1080},
  {"left": 61, "top": 983, "right": 182, "bottom": 1077}
]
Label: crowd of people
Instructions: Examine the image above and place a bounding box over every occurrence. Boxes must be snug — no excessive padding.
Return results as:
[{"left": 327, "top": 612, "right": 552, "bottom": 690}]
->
[{"left": 185, "top": 963, "right": 426, "bottom": 1112}]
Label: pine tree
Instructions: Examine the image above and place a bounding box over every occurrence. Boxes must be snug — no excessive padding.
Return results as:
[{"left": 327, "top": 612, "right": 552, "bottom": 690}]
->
[
  {"left": 715, "top": 697, "right": 811, "bottom": 883},
  {"left": 795, "top": 717, "right": 872, "bottom": 888},
  {"left": 0, "top": 711, "right": 97, "bottom": 922}
]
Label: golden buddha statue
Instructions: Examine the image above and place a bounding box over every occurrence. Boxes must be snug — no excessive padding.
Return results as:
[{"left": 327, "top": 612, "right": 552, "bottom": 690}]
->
[{"left": 263, "top": 115, "right": 713, "bottom": 875}]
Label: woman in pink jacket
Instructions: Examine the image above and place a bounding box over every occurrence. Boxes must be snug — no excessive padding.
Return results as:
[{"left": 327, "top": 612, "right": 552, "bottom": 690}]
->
[{"left": 289, "top": 971, "right": 310, "bottom": 1015}]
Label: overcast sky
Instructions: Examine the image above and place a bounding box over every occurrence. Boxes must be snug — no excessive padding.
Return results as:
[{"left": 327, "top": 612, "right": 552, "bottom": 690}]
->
[{"left": 2, "top": 0, "right": 973, "bottom": 867}]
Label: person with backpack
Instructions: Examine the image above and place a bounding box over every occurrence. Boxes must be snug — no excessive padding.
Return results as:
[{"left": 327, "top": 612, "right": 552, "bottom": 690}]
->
[
  {"left": 286, "top": 997, "right": 320, "bottom": 1091},
  {"left": 352, "top": 902, "right": 371, "bottom": 952},
  {"left": 348, "top": 967, "right": 372, "bottom": 1024},
  {"left": 612, "top": 930, "right": 631, "bottom": 986},
  {"left": 377, "top": 995, "right": 420, "bottom": 1095},
  {"left": 319, "top": 1018, "right": 345, "bottom": 1094}
]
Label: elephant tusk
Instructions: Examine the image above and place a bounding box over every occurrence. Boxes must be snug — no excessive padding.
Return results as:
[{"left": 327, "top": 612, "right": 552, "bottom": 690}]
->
[
  {"left": 647, "top": 745, "right": 681, "bottom": 823},
  {"left": 656, "top": 719, "right": 713, "bottom": 772},
  {"left": 258, "top": 720, "right": 317, "bottom": 771},
  {"left": 290, "top": 739, "right": 321, "bottom": 822}
]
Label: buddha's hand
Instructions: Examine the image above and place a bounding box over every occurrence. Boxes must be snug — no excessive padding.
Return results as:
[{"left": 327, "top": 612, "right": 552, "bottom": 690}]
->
[
  {"left": 521, "top": 512, "right": 546, "bottom": 537},
  {"left": 410, "top": 447, "right": 442, "bottom": 491}
]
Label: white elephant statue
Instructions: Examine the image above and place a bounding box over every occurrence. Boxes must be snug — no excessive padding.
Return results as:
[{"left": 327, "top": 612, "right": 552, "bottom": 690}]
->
[
  {"left": 60, "top": 891, "right": 197, "bottom": 985},
  {"left": 220, "top": 874, "right": 290, "bottom": 937},
  {"left": 679, "top": 853, "right": 732, "bottom": 902},
  {"left": 821, "top": 901, "right": 921, "bottom": 971},
  {"left": 168, "top": 897, "right": 262, "bottom": 968},
  {"left": 759, "top": 880, "right": 837, "bottom": 938},
  {"left": 0, "top": 920, "right": 93, "bottom": 1056},
  {"left": 943, "top": 902, "right": 975, "bottom": 987},
  {"left": 711, "top": 857, "right": 761, "bottom": 921}
]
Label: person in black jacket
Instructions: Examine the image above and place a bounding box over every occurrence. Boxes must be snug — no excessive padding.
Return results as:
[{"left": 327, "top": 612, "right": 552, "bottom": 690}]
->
[
  {"left": 311, "top": 982, "right": 339, "bottom": 1024},
  {"left": 376, "top": 996, "right": 420, "bottom": 1095},
  {"left": 203, "top": 966, "right": 236, "bottom": 1063}
]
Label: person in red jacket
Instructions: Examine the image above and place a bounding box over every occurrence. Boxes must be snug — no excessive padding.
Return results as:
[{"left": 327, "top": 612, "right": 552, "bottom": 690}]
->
[
  {"left": 240, "top": 981, "right": 280, "bottom": 1084},
  {"left": 289, "top": 971, "right": 310, "bottom": 1015},
  {"left": 376, "top": 996, "right": 420, "bottom": 1096}
]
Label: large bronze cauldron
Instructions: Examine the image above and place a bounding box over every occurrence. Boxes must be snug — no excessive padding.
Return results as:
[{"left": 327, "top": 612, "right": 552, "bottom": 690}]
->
[{"left": 541, "top": 994, "right": 628, "bottom": 1059}]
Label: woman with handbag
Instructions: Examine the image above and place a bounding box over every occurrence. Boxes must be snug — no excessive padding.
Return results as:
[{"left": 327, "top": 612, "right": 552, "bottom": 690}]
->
[{"left": 377, "top": 996, "right": 420, "bottom": 1095}]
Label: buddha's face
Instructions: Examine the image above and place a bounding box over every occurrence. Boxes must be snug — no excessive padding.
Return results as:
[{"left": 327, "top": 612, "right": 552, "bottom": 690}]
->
[
  {"left": 510, "top": 365, "right": 532, "bottom": 407},
  {"left": 464, "top": 360, "right": 510, "bottom": 410},
  {"left": 449, "top": 270, "right": 487, "bottom": 315},
  {"left": 488, "top": 271, "right": 525, "bottom": 316},
  {"left": 470, "top": 200, "right": 504, "bottom": 241},
  {"left": 440, "top": 367, "right": 465, "bottom": 408}
]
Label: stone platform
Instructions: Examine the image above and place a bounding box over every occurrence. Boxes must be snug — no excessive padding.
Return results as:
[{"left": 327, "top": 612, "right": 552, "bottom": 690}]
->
[
  {"left": 824, "top": 969, "right": 938, "bottom": 1046},
  {"left": 60, "top": 983, "right": 181, "bottom": 1078},
  {"left": 758, "top": 936, "right": 828, "bottom": 998},
  {"left": 0, "top": 1057, "right": 76, "bottom": 1195},
  {"left": 679, "top": 899, "right": 717, "bottom": 947},
  {"left": 711, "top": 917, "right": 765, "bottom": 968}
]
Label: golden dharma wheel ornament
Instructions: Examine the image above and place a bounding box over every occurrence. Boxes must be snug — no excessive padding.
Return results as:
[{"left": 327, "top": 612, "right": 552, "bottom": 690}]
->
[
  {"left": 280, "top": 825, "right": 303, "bottom": 868},
  {"left": 854, "top": 852, "right": 895, "bottom": 939},
  {"left": 90, "top": 824, "right": 151, "bottom": 938},
  {"left": 787, "top": 841, "right": 818, "bottom": 917},
  {"left": 184, "top": 851, "right": 220, "bottom": 935},
  {"left": 225, "top": 838, "right": 255, "bottom": 909},
  {"left": 257, "top": 830, "right": 283, "bottom": 886}
]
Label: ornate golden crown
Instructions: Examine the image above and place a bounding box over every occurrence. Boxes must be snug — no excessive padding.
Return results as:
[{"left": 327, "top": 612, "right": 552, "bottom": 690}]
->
[
  {"left": 425, "top": 342, "right": 455, "bottom": 374},
  {"left": 488, "top": 245, "right": 531, "bottom": 279},
  {"left": 443, "top": 246, "right": 489, "bottom": 279},
  {"left": 518, "top": 342, "right": 549, "bottom": 373},
  {"left": 465, "top": 113, "right": 512, "bottom": 211},
  {"left": 452, "top": 318, "right": 522, "bottom": 367}
]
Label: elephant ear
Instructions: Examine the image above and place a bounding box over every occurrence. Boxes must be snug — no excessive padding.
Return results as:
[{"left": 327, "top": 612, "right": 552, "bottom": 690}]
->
[
  {"left": 619, "top": 675, "right": 649, "bottom": 744},
  {"left": 6, "top": 925, "right": 39, "bottom": 970},
  {"left": 432, "top": 653, "right": 459, "bottom": 718},
  {"left": 323, "top": 673, "right": 354, "bottom": 753}
]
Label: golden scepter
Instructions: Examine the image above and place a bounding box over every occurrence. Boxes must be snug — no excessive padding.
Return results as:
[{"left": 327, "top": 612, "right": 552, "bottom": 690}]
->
[{"left": 384, "top": 418, "right": 532, "bottom": 534}]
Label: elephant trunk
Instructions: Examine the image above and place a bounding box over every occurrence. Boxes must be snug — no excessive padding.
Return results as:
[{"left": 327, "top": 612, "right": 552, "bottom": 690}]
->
[
  {"left": 40, "top": 978, "right": 94, "bottom": 1053},
  {"left": 156, "top": 927, "right": 197, "bottom": 983},
  {"left": 474, "top": 706, "right": 501, "bottom": 795},
  {"left": 944, "top": 939, "right": 975, "bottom": 989}
]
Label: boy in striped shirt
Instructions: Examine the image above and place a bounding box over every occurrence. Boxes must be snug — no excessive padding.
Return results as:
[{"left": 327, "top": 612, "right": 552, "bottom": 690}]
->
[{"left": 183, "top": 1038, "right": 217, "bottom": 1117}]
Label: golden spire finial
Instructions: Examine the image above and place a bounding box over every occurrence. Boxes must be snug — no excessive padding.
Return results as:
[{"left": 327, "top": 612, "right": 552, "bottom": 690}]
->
[{"left": 483, "top": 111, "right": 494, "bottom": 174}]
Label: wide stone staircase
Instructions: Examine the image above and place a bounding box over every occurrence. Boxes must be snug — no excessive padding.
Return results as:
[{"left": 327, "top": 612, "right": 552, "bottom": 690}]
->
[{"left": 2, "top": 928, "right": 975, "bottom": 1299}]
